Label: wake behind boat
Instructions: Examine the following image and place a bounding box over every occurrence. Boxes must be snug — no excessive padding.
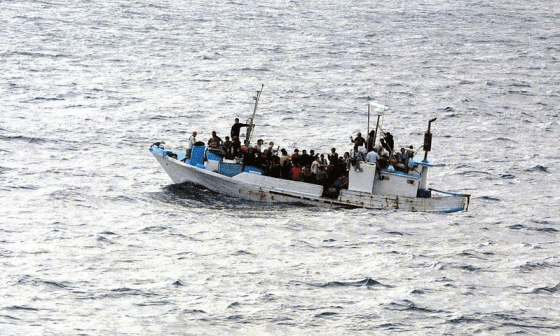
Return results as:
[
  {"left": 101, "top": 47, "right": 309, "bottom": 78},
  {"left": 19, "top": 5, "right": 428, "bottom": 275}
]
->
[{"left": 150, "top": 87, "right": 470, "bottom": 212}]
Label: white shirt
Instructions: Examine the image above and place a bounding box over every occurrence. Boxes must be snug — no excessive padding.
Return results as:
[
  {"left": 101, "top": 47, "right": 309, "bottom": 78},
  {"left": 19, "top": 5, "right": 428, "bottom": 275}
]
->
[
  {"left": 187, "top": 136, "right": 196, "bottom": 149},
  {"left": 311, "top": 160, "right": 320, "bottom": 174}
]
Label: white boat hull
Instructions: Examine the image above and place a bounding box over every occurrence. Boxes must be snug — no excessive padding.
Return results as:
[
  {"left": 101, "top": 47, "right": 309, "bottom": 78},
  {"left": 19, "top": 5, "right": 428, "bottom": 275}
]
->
[{"left": 151, "top": 150, "right": 469, "bottom": 213}]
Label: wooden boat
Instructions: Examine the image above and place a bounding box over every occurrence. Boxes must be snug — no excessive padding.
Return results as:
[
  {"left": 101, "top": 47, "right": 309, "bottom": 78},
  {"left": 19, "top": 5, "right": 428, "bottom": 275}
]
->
[{"left": 150, "top": 88, "right": 470, "bottom": 212}]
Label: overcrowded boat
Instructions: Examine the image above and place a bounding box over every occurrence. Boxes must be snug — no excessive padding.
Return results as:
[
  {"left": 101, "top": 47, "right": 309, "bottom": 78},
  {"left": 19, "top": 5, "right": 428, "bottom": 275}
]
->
[{"left": 150, "top": 86, "right": 470, "bottom": 212}]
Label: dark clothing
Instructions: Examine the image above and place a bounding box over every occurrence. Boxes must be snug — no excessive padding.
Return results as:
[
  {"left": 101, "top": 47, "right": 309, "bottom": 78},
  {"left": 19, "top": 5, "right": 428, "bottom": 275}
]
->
[
  {"left": 328, "top": 153, "right": 339, "bottom": 165},
  {"left": 231, "top": 123, "right": 250, "bottom": 139},
  {"left": 351, "top": 136, "right": 366, "bottom": 152},
  {"left": 366, "top": 132, "right": 375, "bottom": 152},
  {"left": 223, "top": 140, "right": 233, "bottom": 157},
  {"left": 384, "top": 133, "right": 394, "bottom": 152},
  {"left": 291, "top": 154, "right": 301, "bottom": 167},
  {"left": 232, "top": 137, "right": 241, "bottom": 156},
  {"left": 208, "top": 136, "right": 223, "bottom": 148},
  {"left": 300, "top": 153, "right": 312, "bottom": 167}
]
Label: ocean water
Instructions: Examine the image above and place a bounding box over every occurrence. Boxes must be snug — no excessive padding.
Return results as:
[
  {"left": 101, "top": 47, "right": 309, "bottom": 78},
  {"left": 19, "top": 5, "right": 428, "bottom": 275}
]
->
[{"left": 1, "top": 0, "right": 559, "bottom": 334}]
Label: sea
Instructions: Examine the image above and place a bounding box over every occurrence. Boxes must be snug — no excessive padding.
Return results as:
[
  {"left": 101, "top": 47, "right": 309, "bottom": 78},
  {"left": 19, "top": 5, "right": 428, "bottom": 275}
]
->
[{"left": 1, "top": 0, "right": 559, "bottom": 335}]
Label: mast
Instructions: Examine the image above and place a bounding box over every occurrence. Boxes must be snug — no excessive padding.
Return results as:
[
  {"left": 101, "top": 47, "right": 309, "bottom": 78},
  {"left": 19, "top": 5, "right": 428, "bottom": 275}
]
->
[
  {"left": 367, "top": 104, "right": 370, "bottom": 136},
  {"left": 245, "top": 84, "right": 264, "bottom": 146}
]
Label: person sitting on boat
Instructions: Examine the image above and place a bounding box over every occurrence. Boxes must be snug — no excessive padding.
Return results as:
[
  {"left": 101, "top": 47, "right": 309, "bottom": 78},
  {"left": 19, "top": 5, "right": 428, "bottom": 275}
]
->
[
  {"left": 367, "top": 148, "right": 378, "bottom": 164},
  {"left": 231, "top": 118, "right": 250, "bottom": 139},
  {"left": 311, "top": 156, "right": 320, "bottom": 174},
  {"left": 268, "top": 152, "right": 281, "bottom": 178},
  {"left": 393, "top": 149, "right": 408, "bottom": 173},
  {"left": 405, "top": 146, "right": 414, "bottom": 165},
  {"left": 379, "top": 138, "right": 391, "bottom": 156},
  {"left": 375, "top": 144, "right": 389, "bottom": 169},
  {"left": 207, "top": 131, "right": 223, "bottom": 148},
  {"left": 184, "top": 131, "right": 197, "bottom": 160},
  {"left": 280, "top": 152, "right": 293, "bottom": 179},
  {"left": 255, "top": 139, "right": 265, "bottom": 153},
  {"left": 267, "top": 141, "right": 278, "bottom": 155},
  {"left": 353, "top": 146, "right": 367, "bottom": 172},
  {"left": 328, "top": 148, "right": 338, "bottom": 165},
  {"left": 301, "top": 166, "right": 315, "bottom": 183},
  {"left": 223, "top": 136, "right": 233, "bottom": 157},
  {"left": 319, "top": 153, "right": 327, "bottom": 166},
  {"left": 279, "top": 148, "right": 291, "bottom": 166},
  {"left": 244, "top": 147, "right": 258, "bottom": 166},
  {"left": 350, "top": 132, "right": 366, "bottom": 152},
  {"left": 240, "top": 140, "right": 250, "bottom": 153},
  {"left": 344, "top": 152, "right": 351, "bottom": 170}
]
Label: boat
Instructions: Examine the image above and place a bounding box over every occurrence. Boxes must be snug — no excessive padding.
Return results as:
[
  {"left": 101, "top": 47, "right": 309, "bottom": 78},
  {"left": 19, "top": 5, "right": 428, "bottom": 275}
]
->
[{"left": 150, "top": 88, "right": 470, "bottom": 212}]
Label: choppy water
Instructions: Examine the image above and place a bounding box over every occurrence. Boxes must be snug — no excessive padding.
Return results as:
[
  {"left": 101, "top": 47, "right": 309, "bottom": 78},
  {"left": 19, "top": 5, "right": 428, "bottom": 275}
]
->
[{"left": 1, "top": 0, "right": 559, "bottom": 334}]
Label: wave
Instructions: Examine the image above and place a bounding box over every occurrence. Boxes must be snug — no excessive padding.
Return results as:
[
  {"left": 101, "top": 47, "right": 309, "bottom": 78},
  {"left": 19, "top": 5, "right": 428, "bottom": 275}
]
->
[
  {"left": 478, "top": 195, "right": 501, "bottom": 201},
  {"left": 526, "top": 165, "right": 549, "bottom": 173},
  {"left": 531, "top": 283, "right": 560, "bottom": 294},
  {"left": 172, "top": 280, "right": 185, "bottom": 287},
  {"left": 101, "top": 287, "right": 157, "bottom": 299},
  {"left": 96, "top": 236, "right": 114, "bottom": 244},
  {"left": 387, "top": 300, "right": 442, "bottom": 313},
  {"left": 315, "top": 311, "right": 338, "bottom": 318},
  {"left": 6, "top": 305, "right": 39, "bottom": 311},
  {"left": 457, "top": 265, "right": 481, "bottom": 272},
  {"left": 447, "top": 315, "right": 483, "bottom": 324},
  {"left": 0, "top": 135, "right": 47, "bottom": 144},
  {"left": 315, "top": 277, "right": 388, "bottom": 288},
  {"left": 519, "top": 261, "right": 559, "bottom": 272}
]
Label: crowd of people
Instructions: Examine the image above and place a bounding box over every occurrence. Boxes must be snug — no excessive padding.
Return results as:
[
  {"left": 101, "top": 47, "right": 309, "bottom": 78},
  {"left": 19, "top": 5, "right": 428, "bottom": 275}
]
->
[{"left": 184, "top": 118, "right": 417, "bottom": 187}]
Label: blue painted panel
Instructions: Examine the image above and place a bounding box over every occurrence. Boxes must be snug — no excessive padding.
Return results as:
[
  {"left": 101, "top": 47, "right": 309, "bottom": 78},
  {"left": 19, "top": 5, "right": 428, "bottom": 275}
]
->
[
  {"left": 150, "top": 146, "right": 165, "bottom": 156},
  {"left": 206, "top": 151, "right": 222, "bottom": 162},
  {"left": 219, "top": 163, "right": 243, "bottom": 177},
  {"left": 244, "top": 166, "right": 263, "bottom": 174},
  {"left": 189, "top": 145, "right": 205, "bottom": 166}
]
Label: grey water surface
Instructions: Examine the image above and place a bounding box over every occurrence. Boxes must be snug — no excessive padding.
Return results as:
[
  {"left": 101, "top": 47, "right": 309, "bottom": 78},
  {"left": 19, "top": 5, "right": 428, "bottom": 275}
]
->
[{"left": 1, "top": 0, "right": 559, "bottom": 334}]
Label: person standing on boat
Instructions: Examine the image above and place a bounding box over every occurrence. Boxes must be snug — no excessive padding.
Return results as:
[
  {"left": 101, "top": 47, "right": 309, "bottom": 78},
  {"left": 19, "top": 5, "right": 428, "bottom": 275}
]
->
[
  {"left": 350, "top": 132, "right": 366, "bottom": 152},
  {"left": 366, "top": 130, "right": 376, "bottom": 152},
  {"left": 300, "top": 149, "right": 311, "bottom": 168},
  {"left": 184, "top": 131, "right": 197, "bottom": 160},
  {"left": 231, "top": 118, "right": 250, "bottom": 140},
  {"left": 384, "top": 132, "right": 394, "bottom": 153},
  {"left": 328, "top": 148, "right": 338, "bottom": 165},
  {"left": 291, "top": 149, "right": 301, "bottom": 167},
  {"left": 232, "top": 136, "right": 241, "bottom": 157}
]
